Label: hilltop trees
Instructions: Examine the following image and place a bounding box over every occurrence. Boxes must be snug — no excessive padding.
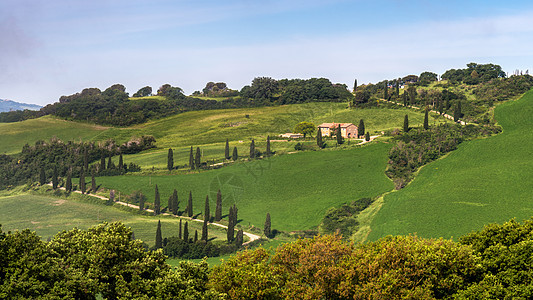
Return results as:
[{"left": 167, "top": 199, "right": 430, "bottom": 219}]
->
[{"left": 132, "top": 86, "right": 152, "bottom": 97}]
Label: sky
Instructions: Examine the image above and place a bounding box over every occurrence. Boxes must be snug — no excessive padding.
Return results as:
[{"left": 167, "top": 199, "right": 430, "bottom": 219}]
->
[{"left": 2, "top": 0, "right": 533, "bottom": 105}]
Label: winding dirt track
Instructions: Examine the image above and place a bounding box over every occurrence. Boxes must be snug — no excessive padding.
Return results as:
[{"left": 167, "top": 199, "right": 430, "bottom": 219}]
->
[{"left": 48, "top": 184, "right": 261, "bottom": 245}]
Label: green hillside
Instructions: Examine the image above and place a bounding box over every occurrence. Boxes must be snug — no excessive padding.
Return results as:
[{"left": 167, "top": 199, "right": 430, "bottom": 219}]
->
[
  {"left": 96, "top": 142, "right": 395, "bottom": 232},
  {"left": 368, "top": 89, "right": 533, "bottom": 240},
  {"left": 0, "top": 192, "right": 226, "bottom": 247}
]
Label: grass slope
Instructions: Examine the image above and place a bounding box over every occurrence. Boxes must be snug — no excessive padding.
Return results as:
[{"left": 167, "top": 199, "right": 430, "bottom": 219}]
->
[
  {"left": 368, "top": 89, "right": 533, "bottom": 240},
  {"left": 96, "top": 142, "right": 395, "bottom": 232},
  {"left": 0, "top": 192, "right": 226, "bottom": 247},
  {"left": 0, "top": 115, "right": 108, "bottom": 154}
]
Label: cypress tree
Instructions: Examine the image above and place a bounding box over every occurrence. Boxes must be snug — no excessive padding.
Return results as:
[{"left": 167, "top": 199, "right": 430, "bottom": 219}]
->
[
  {"left": 100, "top": 153, "right": 106, "bottom": 172},
  {"left": 91, "top": 169, "right": 96, "bottom": 193},
  {"left": 264, "top": 212, "right": 271, "bottom": 238},
  {"left": 423, "top": 108, "right": 429, "bottom": 130},
  {"left": 39, "top": 168, "right": 46, "bottom": 185},
  {"left": 396, "top": 78, "right": 400, "bottom": 96},
  {"left": 403, "top": 91, "right": 408, "bottom": 107},
  {"left": 189, "top": 146, "right": 194, "bottom": 170},
  {"left": 187, "top": 191, "right": 193, "bottom": 217},
  {"left": 227, "top": 206, "right": 235, "bottom": 242},
  {"left": 179, "top": 219, "right": 182, "bottom": 239},
  {"left": 139, "top": 192, "right": 145, "bottom": 211},
  {"left": 365, "top": 131, "right": 370, "bottom": 141},
  {"left": 225, "top": 139, "right": 230, "bottom": 160},
  {"left": 454, "top": 101, "right": 462, "bottom": 122},
  {"left": 403, "top": 114, "right": 409, "bottom": 132},
  {"left": 172, "top": 189, "right": 178, "bottom": 215},
  {"left": 184, "top": 221, "right": 189, "bottom": 242},
  {"left": 52, "top": 165, "right": 58, "bottom": 189},
  {"left": 383, "top": 81, "right": 388, "bottom": 99},
  {"left": 167, "top": 148, "right": 173, "bottom": 171},
  {"left": 118, "top": 153, "right": 123, "bottom": 171},
  {"left": 202, "top": 216, "right": 208, "bottom": 242},
  {"left": 66, "top": 171, "right": 72, "bottom": 192},
  {"left": 358, "top": 119, "right": 365, "bottom": 138},
  {"left": 438, "top": 99, "right": 444, "bottom": 115},
  {"left": 353, "top": 78, "right": 357, "bottom": 93},
  {"left": 204, "top": 195, "right": 210, "bottom": 222},
  {"left": 316, "top": 129, "right": 323, "bottom": 148},
  {"left": 336, "top": 124, "right": 344, "bottom": 145},
  {"left": 154, "top": 184, "right": 160, "bottom": 215},
  {"left": 195, "top": 147, "right": 201, "bottom": 170},
  {"left": 107, "top": 155, "right": 113, "bottom": 170},
  {"left": 194, "top": 230, "right": 198, "bottom": 242},
  {"left": 155, "top": 220, "right": 162, "bottom": 249},
  {"left": 232, "top": 146, "right": 238, "bottom": 161},
  {"left": 83, "top": 148, "right": 89, "bottom": 170},
  {"left": 266, "top": 136, "right": 271, "bottom": 157},
  {"left": 235, "top": 229, "right": 243, "bottom": 247},
  {"left": 79, "top": 167, "right": 85, "bottom": 194},
  {"left": 249, "top": 139, "right": 255, "bottom": 159},
  {"left": 215, "top": 189, "right": 222, "bottom": 221}
]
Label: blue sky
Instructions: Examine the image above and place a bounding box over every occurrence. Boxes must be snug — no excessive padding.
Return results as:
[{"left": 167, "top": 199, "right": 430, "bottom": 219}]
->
[{"left": 2, "top": 0, "right": 533, "bottom": 105}]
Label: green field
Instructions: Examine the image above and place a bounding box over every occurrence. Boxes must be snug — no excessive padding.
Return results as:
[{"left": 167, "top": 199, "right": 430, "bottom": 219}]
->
[
  {"left": 0, "top": 115, "right": 109, "bottom": 154},
  {"left": 0, "top": 102, "right": 441, "bottom": 156},
  {"left": 96, "top": 142, "right": 395, "bottom": 232},
  {"left": 368, "top": 89, "right": 533, "bottom": 240},
  {"left": 0, "top": 192, "right": 227, "bottom": 247}
]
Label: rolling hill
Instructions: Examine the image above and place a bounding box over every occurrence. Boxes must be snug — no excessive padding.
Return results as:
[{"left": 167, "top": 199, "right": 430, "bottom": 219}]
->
[{"left": 0, "top": 99, "right": 41, "bottom": 112}]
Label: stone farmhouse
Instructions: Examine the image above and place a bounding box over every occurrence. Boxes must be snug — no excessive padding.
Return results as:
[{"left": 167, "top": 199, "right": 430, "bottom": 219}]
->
[{"left": 318, "top": 123, "right": 358, "bottom": 138}]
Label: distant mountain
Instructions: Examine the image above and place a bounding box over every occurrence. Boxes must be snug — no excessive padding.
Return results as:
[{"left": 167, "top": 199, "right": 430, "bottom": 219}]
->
[{"left": 0, "top": 99, "right": 42, "bottom": 112}]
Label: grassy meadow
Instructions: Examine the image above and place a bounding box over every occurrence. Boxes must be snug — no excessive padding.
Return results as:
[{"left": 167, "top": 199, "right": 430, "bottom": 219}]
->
[
  {"left": 367, "top": 89, "right": 533, "bottom": 241},
  {"left": 0, "top": 191, "right": 228, "bottom": 247},
  {"left": 96, "top": 142, "right": 395, "bottom": 232}
]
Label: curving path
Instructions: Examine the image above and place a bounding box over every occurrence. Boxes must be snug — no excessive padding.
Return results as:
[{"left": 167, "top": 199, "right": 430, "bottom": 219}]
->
[{"left": 48, "top": 184, "right": 261, "bottom": 245}]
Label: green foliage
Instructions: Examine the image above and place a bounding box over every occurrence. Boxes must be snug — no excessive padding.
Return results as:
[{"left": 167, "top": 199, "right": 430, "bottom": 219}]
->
[
  {"left": 293, "top": 121, "right": 316, "bottom": 138},
  {"left": 365, "top": 132, "right": 370, "bottom": 141},
  {"left": 155, "top": 220, "right": 163, "bottom": 249},
  {"left": 154, "top": 184, "right": 160, "bottom": 215},
  {"left": 132, "top": 86, "right": 152, "bottom": 97},
  {"left": 358, "top": 119, "right": 365, "bottom": 137},
  {"left": 321, "top": 198, "right": 373, "bottom": 238},
  {"left": 403, "top": 114, "right": 409, "bottom": 132},
  {"left": 335, "top": 124, "right": 344, "bottom": 145},
  {"left": 264, "top": 212, "right": 271, "bottom": 238},
  {"left": 316, "top": 128, "right": 323, "bottom": 148},
  {"left": 232, "top": 146, "right": 238, "bottom": 161},
  {"left": 423, "top": 108, "right": 429, "bottom": 129},
  {"left": 441, "top": 63, "right": 505, "bottom": 84},
  {"left": 167, "top": 148, "right": 173, "bottom": 171}
]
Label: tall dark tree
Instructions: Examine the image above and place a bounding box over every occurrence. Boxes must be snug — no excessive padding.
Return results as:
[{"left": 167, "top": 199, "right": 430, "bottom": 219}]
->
[
  {"left": 83, "top": 148, "right": 89, "bottom": 170},
  {"left": 403, "top": 91, "right": 408, "bottom": 107},
  {"left": 183, "top": 221, "right": 189, "bottom": 242},
  {"left": 215, "top": 190, "right": 222, "bottom": 221},
  {"left": 383, "top": 81, "right": 388, "bottom": 99},
  {"left": 167, "top": 148, "right": 174, "bottom": 171},
  {"left": 154, "top": 185, "right": 161, "bottom": 215},
  {"left": 171, "top": 189, "right": 178, "bottom": 215},
  {"left": 266, "top": 136, "right": 271, "bottom": 157},
  {"left": 423, "top": 108, "right": 429, "bottom": 130},
  {"left": 189, "top": 146, "right": 194, "bottom": 170},
  {"left": 107, "top": 155, "right": 113, "bottom": 170},
  {"left": 264, "top": 213, "right": 271, "bottom": 238},
  {"left": 79, "top": 167, "right": 86, "bottom": 194},
  {"left": 227, "top": 206, "right": 235, "bottom": 243},
  {"left": 91, "top": 170, "right": 96, "bottom": 193},
  {"left": 232, "top": 147, "right": 238, "bottom": 161},
  {"left": 225, "top": 139, "right": 230, "bottom": 160},
  {"left": 403, "top": 114, "right": 410, "bottom": 132},
  {"left": 139, "top": 192, "right": 145, "bottom": 211},
  {"left": 201, "top": 215, "right": 208, "bottom": 242},
  {"left": 118, "top": 153, "right": 123, "bottom": 171},
  {"left": 235, "top": 229, "right": 243, "bottom": 247},
  {"left": 194, "top": 230, "right": 198, "bottom": 243},
  {"left": 100, "top": 153, "right": 106, "bottom": 172},
  {"left": 249, "top": 139, "right": 255, "bottom": 159},
  {"left": 179, "top": 219, "right": 182, "bottom": 239},
  {"left": 39, "top": 168, "right": 46, "bottom": 185},
  {"left": 353, "top": 78, "right": 358, "bottom": 93},
  {"left": 454, "top": 101, "right": 463, "bottom": 122},
  {"left": 358, "top": 119, "right": 365, "bottom": 138},
  {"left": 194, "top": 147, "right": 201, "bottom": 170},
  {"left": 155, "top": 220, "right": 162, "bottom": 249},
  {"left": 336, "top": 124, "right": 344, "bottom": 145},
  {"left": 66, "top": 171, "right": 72, "bottom": 192},
  {"left": 438, "top": 99, "right": 444, "bottom": 115},
  {"left": 316, "top": 129, "right": 323, "bottom": 148},
  {"left": 52, "top": 165, "right": 58, "bottom": 189},
  {"left": 187, "top": 191, "right": 193, "bottom": 217},
  {"left": 396, "top": 78, "right": 401, "bottom": 96},
  {"left": 365, "top": 131, "right": 370, "bottom": 141}
]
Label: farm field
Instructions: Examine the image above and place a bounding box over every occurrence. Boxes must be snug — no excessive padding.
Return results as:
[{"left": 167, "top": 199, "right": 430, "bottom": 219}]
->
[
  {"left": 0, "top": 102, "right": 441, "bottom": 156},
  {"left": 0, "top": 115, "right": 109, "bottom": 154},
  {"left": 368, "top": 89, "right": 533, "bottom": 240},
  {"left": 0, "top": 192, "right": 228, "bottom": 247},
  {"left": 96, "top": 142, "right": 395, "bottom": 232}
]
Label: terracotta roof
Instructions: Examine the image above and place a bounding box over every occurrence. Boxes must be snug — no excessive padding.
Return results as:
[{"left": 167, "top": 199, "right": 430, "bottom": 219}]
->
[{"left": 318, "top": 123, "right": 356, "bottom": 128}]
